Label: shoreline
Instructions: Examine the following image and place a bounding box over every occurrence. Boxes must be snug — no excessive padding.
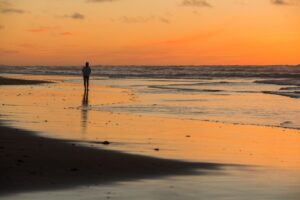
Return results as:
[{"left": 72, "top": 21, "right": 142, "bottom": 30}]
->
[
  {"left": 0, "top": 76, "right": 52, "bottom": 85},
  {"left": 0, "top": 123, "right": 232, "bottom": 196}
]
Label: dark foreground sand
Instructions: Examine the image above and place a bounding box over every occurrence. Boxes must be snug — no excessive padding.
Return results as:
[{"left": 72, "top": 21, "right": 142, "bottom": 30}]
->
[
  {"left": 0, "top": 76, "right": 52, "bottom": 85},
  {"left": 0, "top": 124, "right": 231, "bottom": 195}
]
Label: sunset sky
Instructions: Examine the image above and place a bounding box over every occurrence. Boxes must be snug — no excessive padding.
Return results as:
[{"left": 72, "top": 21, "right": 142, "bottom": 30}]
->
[{"left": 0, "top": 0, "right": 299, "bottom": 66}]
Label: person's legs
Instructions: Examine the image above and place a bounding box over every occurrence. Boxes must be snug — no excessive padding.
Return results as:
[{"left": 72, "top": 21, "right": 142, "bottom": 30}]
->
[
  {"left": 83, "top": 76, "right": 87, "bottom": 89},
  {"left": 86, "top": 76, "right": 89, "bottom": 89}
]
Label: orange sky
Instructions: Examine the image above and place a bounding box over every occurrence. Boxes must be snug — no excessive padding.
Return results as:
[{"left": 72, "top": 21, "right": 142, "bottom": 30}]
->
[{"left": 0, "top": 0, "right": 299, "bottom": 65}]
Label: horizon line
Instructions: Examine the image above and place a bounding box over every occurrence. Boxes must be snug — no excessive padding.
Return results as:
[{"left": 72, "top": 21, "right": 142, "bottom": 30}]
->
[{"left": 0, "top": 64, "right": 300, "bottom": 67}]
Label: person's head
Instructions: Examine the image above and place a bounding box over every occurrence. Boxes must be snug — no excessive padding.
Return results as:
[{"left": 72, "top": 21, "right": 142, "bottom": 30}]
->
[{"left": 85, "top": 62, "right": 89, "bottom": 67}]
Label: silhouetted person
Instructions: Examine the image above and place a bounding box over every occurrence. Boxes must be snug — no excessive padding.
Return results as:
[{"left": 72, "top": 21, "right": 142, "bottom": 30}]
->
[{"left": 82, "top": 62, "right": 91, "bottom": 90}]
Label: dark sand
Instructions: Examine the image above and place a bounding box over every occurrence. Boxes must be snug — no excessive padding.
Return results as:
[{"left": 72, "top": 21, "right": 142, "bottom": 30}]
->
[
  {"left": 0, "top": 76, "right": 52, "bottom": 85},
  {"left": 0, "top": 124, "right": 230, "bottom": 195}
]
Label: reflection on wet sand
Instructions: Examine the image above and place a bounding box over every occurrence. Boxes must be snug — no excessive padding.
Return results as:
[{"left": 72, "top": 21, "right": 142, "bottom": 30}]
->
[{"left": 81, "top": 89, "right": 89, "bottom": 134}]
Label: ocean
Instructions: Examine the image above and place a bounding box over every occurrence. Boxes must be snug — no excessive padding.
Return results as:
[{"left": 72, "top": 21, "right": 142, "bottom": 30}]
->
[
  {"left": 1, "top": 65, "right": 300, "bottom": 129},
  {"left": 1, "top": 65, "right": 300, "bottom": 79}
]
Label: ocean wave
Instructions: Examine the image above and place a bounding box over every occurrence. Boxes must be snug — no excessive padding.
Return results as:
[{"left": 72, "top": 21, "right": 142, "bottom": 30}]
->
[
  {"left": 148, "top": 85, "right": 224, "bottom": 93},
  {"left": 1, "top": 65, "right": 300, "bottom": 80}
]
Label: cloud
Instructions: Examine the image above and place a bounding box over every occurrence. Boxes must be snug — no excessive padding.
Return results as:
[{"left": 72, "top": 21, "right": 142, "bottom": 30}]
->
[
  {"left": 28, "top": 28, "right": 49, "bottom": 33},
  {"left": 87, "top": 0, "right": 118, "bottom": 3},
  {"left": 18, "top": 43, "right": 38, "bottom": 49},
  {"left": 27, "top": 26, "right": 55, "bottom": 33},
  {"left": 0, "top": 25, "right": 4, "bottom": 30},
  {"left": 1, "top": 8, "right": 26, "bottom": 14},
  {"left": 26, "top": 26, "right": 72, "bottom": 37},
  {"left": 60, "top": 32, "right": 72, "bottom": 36},
  {"left": 0, "top": 0, "right": 11, "bottom": 8},
  {"left": 56, "top": 12, "right": 85, "bottom": 20},
  {"left": 181, "top": 0, "right": 212, "bottom": 7},
  {"left": 119, "top": 16, "right": 155, "bottom": 23},
  {"left": 0, "top": 1, "right": 27, "bottom": 15},
  {"left": 271, "top": 0, "right": 289, "bottom": 4},
  {"left": 115, "top": 16, "right": 171, "bottom": 24},
  {"left": 68, "top": 12, "right": 85, "bottom": 20},
  {"left": 270, "top": 0, "right": 299, "bottom": 5},
  {"left": 160, "top": 17, "right": 171, "bottom": 24},
  {"left": 0, "top": 49, "right": 19, "bottom": 54}
]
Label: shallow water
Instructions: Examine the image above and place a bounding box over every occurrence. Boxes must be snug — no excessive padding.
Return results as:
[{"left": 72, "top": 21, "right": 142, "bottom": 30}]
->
[{"left": 92, "top": 78, "right": 300, "bottom": 129}]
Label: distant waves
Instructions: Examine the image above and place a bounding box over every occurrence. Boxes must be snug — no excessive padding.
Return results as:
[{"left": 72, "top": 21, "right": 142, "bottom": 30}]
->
[{"left": 1, "top": 65, "right": 300, "bottom": 79}]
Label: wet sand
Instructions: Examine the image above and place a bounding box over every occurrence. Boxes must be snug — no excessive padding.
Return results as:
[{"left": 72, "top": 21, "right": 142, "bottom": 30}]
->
[
  {"left": 0, "top": 124, "right": 231, "bottom": 195},
  {"left": 0, "top": 76, "right": 52, "bottom": 85},
  {"left": 0, "top": 76, "right": 233, "bottom": 195}
]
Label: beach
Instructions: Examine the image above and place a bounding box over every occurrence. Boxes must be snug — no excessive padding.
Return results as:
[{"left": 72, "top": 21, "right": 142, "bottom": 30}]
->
[
  {"left": 0, "top": 122, "right": 216, "bottom": 195},
  {"left": 0, "top": 73, "right": 300, "bottom": 199},
  {"left": 1, "top": 0, "right": 299, "bottom": 197}
]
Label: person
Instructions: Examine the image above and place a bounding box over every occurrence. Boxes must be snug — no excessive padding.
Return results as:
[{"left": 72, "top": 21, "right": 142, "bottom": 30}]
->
[{"left": 82, "top": 62, "right": 91, "bottom": 90}]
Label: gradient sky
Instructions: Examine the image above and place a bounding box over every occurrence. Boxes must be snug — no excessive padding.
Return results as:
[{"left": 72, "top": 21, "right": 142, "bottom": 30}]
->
[{"left": 0, "top": 0, "right": 299, "bottom": 65}]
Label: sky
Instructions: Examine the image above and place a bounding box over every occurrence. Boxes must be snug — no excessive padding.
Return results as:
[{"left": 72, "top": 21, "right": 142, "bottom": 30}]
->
[{"left": 0, "top": 0, "right": 299, "bottom": 66}]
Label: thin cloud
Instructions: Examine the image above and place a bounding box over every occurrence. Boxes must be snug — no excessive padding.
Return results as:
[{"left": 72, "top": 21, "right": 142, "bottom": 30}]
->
[
  {"left": 27, "top": 26, "right": 55, "bottom": 33},
  {"left": 60, "top": 32, "right": 73, "bottom": 36},
  {"left": 56, "top": 12, "right": 85, "bottom": 20},
  {"left": 67, "top": 12, "right": 85, "bottom": 20},
  {"left": 119, "top": 16, "right": 155, "bottom": 23},
  {"left": 271, "top": 0, "right": 289, "bottom": 4},
  {"left": 26, "top": 26, "right": 72, "bottom": 37},
  {"left": 0, "top": 0, "right": 11, "bottom": 8},
  {"left": 1, "top": 8, "right": 27, "bottom": 14},
  {"left": 0, "top": 49, "right": 19, "bottom": 54},
  {"left": 116, "top": 16, "right": 171, "bottom": 24},
  {"left": 0, "top": 25, "right": 4, "bottom": 29},
  {"left": 160, "top": 17, "right": 171, "bottom": 24},
  {"left": 87, "top": 0, "right": 118, "bottom": 3},
  {"left": 27, "top": 28, "right": 49, "bottom": 33},
  {"left": 181, "top": 0, "right": 212, "bottom": 7},
  {"left": 270, "top": 0, "right": 299, "bottom": 5},
  {"left": 18, "top": 43, "right": 39, "bottom": 49}
]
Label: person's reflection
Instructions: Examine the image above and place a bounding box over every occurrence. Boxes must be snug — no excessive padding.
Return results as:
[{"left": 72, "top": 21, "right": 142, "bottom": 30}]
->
[{"left": 81, "top": 89, "right": 89, "bottom": 134}]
